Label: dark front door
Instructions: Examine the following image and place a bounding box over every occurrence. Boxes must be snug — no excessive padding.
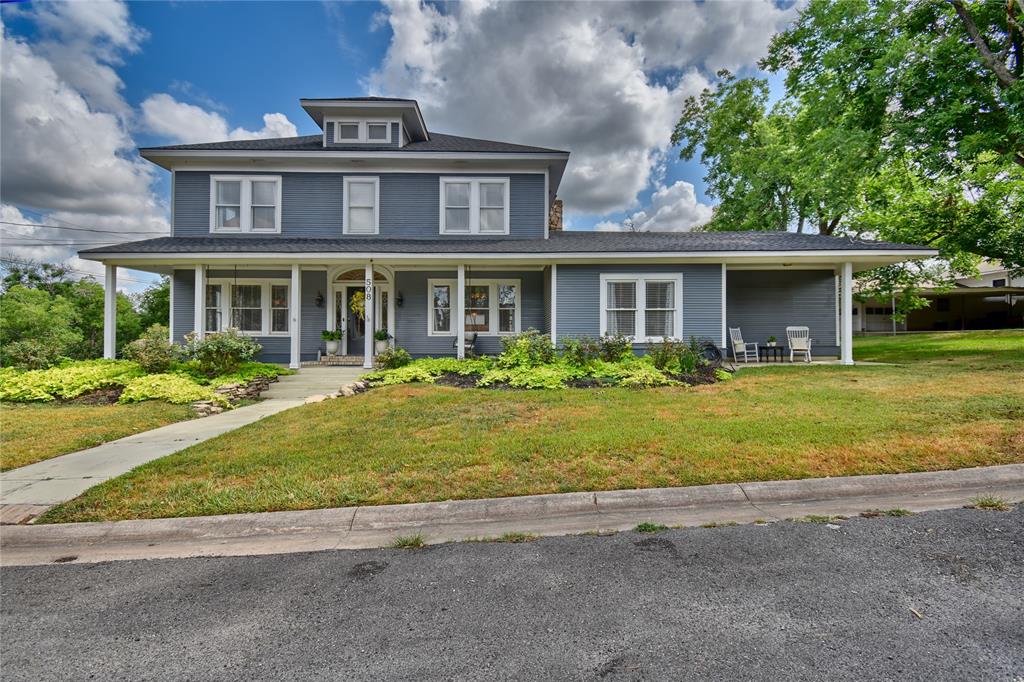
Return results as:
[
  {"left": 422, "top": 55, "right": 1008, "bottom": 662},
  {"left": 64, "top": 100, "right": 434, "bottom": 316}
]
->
[{"left": 345, "top": 286, "right": 366, "bottom": 356}]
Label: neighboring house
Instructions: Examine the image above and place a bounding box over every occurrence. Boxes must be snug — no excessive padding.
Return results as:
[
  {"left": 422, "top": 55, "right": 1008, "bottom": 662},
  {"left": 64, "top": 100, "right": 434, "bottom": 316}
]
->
[
  {"left": 857, "top": 262, "right": 1024, "bottom": 333},
  {"left": 80, "top": 97, "right": 935, "bottom": 368}
]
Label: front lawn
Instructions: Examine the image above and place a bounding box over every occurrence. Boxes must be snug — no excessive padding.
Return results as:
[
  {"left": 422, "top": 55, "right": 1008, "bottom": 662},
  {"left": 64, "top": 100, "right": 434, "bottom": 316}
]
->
[
  {"left": 1, "top": 402, "right": 194, "bottom": 471},
  {"left": 41, "top": 330, "right": 1023, "bottom": 523}
]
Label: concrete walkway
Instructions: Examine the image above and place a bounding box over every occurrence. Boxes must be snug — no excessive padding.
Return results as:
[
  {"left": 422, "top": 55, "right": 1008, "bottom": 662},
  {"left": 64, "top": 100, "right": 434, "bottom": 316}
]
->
[
  {"left": 0, "top": 367, "right": 365, "bottom": 517},
  {"left": 2, "top": 463, "right": 1020, "bottom": 566}
]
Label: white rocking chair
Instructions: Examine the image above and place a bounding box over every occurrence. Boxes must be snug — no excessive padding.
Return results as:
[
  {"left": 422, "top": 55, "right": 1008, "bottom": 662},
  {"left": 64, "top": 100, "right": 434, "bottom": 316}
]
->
[
  {"left": 729, "top": 327, "right": 758, "bottom": 363},
  {"left": 786, "top": 326, "right": 813, "bottom": 363}
]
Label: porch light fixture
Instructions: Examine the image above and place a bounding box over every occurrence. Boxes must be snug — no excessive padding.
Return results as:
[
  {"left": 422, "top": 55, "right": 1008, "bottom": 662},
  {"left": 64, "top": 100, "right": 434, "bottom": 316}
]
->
[
  {"left": 396, "top": 291, "right": 404, "bottom": 307},
  {"left": 315, "top": 291, "right": 324, "bottom": 308}
]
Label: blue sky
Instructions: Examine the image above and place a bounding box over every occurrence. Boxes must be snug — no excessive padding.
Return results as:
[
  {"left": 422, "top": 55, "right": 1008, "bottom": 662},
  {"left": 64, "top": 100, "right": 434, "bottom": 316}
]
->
[{"left": 0, "top": 1, "right": 796, "bottom": 284}]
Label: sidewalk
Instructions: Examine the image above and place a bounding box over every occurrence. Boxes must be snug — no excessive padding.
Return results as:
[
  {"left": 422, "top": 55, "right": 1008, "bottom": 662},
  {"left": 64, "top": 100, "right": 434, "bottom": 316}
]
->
[
  {"left": 0, "top": 367, "right": 363, "bottom": 518},
  {"left": 2, "top": 464, "right": 1020, "bottom": 566}
]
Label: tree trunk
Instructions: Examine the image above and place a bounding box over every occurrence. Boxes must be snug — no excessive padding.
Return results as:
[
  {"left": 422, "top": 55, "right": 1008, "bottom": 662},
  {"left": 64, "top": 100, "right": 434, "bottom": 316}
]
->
[{"left": 950, "top": 0, "right": 1019, "bottom": 88}]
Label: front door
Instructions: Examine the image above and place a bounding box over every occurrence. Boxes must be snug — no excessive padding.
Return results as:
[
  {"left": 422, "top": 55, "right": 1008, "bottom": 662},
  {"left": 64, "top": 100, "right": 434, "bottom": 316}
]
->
[{"left": 345, "top": 286, "right": 366, "bottom": 356}]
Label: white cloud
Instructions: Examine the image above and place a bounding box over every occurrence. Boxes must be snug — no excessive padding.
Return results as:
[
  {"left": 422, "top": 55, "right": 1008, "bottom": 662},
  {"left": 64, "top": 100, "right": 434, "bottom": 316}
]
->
[
  {"left": 366, "top": 0, "right": 796, "bottom": 216},
  {"left": 593, "top": 181, "right": 713, "bottom": 232},
  {"left": 140, "top": 93, "right": 298, "bottom": 144}
]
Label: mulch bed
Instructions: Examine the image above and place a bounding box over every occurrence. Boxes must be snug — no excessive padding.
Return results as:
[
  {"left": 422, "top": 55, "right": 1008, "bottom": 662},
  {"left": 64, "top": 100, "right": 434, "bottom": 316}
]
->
[
  {"left": 61, "top": 386, "right": 124, "bottom": 405},
  {"left": 427, "top": 365, "right": 727, "bottom": 390}
]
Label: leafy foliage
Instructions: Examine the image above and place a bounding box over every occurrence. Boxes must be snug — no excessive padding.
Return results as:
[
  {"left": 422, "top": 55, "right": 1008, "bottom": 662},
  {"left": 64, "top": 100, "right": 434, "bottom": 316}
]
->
[
  {"left": 118, "top": 374, "right": 230, "bottom": 407},
  {"left": 559, "top": 336, "right": 602, "bottom": 368},
  {"left": 598, "top": 334, "right": 632, "bottom": 362},
  {"left": 206, "top": 362, "right": 294, "bottom": 388},
  {"left": 0, "top": 360, "right": 144, "bottom": 402},
  {"left": 134, "top": 277, "right": 170, "bottom": 331},
  {"left": 374, "top": 347, "right": 413, "bottom": 369},
  {"left": 362, "top": 356, "right": 492, "bottom": 386},
  {"left": 478, "top": 363, "right": 586, "bottom": 390},
  {"left": 183, "top": 330, "right": 262, "bottom": 377},
  {"left": 122, "top": 325, "right": 178, "bottom": 373},
  {"left": 0, "top": 286, "right": 82, "bottom": 369},
  {"left": 497, "top": 329, "right": 555, "bottom": 368}
]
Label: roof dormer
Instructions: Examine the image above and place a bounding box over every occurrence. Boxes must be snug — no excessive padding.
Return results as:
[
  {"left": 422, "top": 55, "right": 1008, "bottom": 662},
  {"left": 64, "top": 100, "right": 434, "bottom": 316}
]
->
[{"left": 300, "top": 97, "right": 429, "bottom": 149}]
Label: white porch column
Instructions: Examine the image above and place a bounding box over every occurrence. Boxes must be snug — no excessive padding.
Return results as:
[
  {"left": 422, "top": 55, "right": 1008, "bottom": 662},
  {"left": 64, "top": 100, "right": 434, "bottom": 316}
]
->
[
  {"left": 549, "top": 263, "right": 558, "bottom": 345},
  {"left": 841, "top": 261, "right": 854, "bottom": 365},
  {"left": 456, "top": 264, "right": 466, "bottom": 360},
  {"left": 363, "top": 262, "right": 374, "bottom": 369},
  {"left": 193, "top": 264, "right": 205, "bottom": 340},
  {"left": 720, "top": 263, "right": 727, "bottom": 348},
  {"left": 103, "top": 264, "right": 117, "bottom": 359},
  {"left": 290, "top": 264, "right": 302, "bottom": 370}
]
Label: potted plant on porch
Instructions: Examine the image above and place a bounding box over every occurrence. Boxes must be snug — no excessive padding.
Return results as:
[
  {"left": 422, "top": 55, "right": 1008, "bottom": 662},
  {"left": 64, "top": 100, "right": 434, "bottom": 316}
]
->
[
  {"left": 374, "top": 329, "right": 391, "bottom": 354},
  {"left": 322, "top": 329, "right": 342, "bottom": 355},
  {"left": 767, "top": 335, "right": 777, "bottom": 347}
]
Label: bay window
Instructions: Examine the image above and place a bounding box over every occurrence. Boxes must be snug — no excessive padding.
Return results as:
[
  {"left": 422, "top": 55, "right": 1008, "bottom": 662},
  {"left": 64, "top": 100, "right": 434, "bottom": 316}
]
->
[
  {"left": 599, "top": 273, "right": 682, "bottom": 342},
  {"left": 428, "top": 278, "right": 520, "bottom": 335},
  {"left": 439, "top": 178, "right": 510, "bottom": 235},
  {"left": 203, "top": 279, "right": 289, "bottom": 336},
  {"left": 343, "top": 177, "right": 380, "bottom": 235},
  {"left": 210, "top": 176, "right": 281, "bottom": 233}
]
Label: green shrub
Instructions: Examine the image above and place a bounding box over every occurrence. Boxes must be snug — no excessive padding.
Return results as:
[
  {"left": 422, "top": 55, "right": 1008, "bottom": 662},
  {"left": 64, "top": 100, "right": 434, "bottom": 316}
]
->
[
  {"left": 497, "top": 329, "right": 554, "bottom": 368},
  {"left": 618, "top": 363, "right": 677, "bottom": 388},
  {"left": 0, "top": 360, "right": 145, "bottom": 402},
  {"left": 0, "top": 286, "right": 82, "bottom": 369},
  {"left": 599, "top": 334, "right": 632, "bottom": 362},
  {"left": 362, "top": 356, "right": 491, "bottom": 386},
  {"left": 119, "top": 374, "right": 230, "bottom": 407},
  {"left": 678, "top": 347, "right": 699, "bottom": 374},
  {"left": 477, "top": 363, "right": 585, "bottom": 389},
  {"left": 374, "top": 347, "right": 412, "bottom": 369},
  {"left": 122, "top": 324, "right": 177, "bottom": 373},
  {"left": 647, "top": 339, "right": 685, "bottom": 371},
  {"left": 208, "top": 362, "right": 293, "bottom": 388},
  {"left": 714, "top": 368, "right": 733, "bottom": 382},
  {"left": 183, "top": 330, "right": 261, "bottom": 377},
  {"left": 559, "top": 336, "right": 602, "bottom": 367}
]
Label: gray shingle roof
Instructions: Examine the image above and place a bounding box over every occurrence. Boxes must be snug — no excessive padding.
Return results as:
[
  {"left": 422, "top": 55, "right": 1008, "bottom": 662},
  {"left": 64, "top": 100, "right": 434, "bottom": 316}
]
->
[
  {"left": 79, "top": 231, "right": 931, "bottom": 256},
  {"left": 139, "top": 132, "right": 567, "bottom": 154}
]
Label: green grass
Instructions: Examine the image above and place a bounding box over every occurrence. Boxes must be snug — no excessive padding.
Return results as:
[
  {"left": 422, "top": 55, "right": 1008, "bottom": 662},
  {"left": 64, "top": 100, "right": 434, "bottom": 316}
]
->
[
  {"left": 966, "top": 495, "right": 1011, "bottom": 511},
  {"left": 391, "top": 534, "right": 425, "bottom": 549},
  {"left": 0, "top": 402, "right": 195, "bottom": 471},
  {"left": 860, "top": 509, "right": 914, "bottom": 518},
  {"left": 39, "top": 330, "right": 1024, "bottom": 523},
  {"left": 633, "top": 522, "right": 670, "bottom": 533}
]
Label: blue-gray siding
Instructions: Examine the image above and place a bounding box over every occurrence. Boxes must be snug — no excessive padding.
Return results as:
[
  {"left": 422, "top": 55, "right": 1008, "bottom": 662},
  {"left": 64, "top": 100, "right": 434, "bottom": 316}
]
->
[
  {"left": 394, "top": 270, "right": 546, "bottom": 356},
  {"left": 726, "top": 269, "right": 838, "bottom": 354},
  {"left": 170, "top": 268, "right": 328, "bottom": 363},
  {"left": 555, "top": 264, "right": 724, "bottom": 346},
  {"left": 173, "top": 171, "right": 545, "bottom": 240},
  {"left": 325, "top": 121, "right": 401, "bottom": 148}
]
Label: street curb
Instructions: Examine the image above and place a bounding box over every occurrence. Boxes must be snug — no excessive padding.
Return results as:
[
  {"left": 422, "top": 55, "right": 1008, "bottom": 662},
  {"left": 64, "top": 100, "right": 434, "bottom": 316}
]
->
[{"left": 2, "top": 464, "right": 1022, "bottom": 565}]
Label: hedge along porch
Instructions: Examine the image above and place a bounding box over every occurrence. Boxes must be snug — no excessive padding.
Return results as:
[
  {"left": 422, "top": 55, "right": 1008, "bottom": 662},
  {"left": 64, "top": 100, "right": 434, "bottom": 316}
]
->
[{"left": 100, "top": 255, "right": 860, "bottom": 370}]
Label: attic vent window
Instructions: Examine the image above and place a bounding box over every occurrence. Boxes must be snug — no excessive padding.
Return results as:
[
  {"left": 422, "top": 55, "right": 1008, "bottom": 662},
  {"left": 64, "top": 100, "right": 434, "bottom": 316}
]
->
[
  {"left": 337, "top": 123, "right": 360, "bottom": 141},
  {"left": 328, "top": 120, "right": 393, "bottom": 144},
  {"left": 367, "top": 123, "right": 388, "bottom": 141}
]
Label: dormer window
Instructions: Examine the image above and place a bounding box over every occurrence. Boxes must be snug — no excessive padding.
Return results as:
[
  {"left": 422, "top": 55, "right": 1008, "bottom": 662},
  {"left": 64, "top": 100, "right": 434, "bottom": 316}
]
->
[{"left": 328, "top": 120, "right": 394, "bottom": 145}]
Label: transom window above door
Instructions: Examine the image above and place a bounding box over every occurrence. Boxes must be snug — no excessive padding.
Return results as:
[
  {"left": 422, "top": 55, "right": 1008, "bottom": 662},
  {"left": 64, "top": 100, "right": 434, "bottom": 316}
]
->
[
  {"left": 439, "top": 178, "right": 510, "bottom": 235},
  {"left": 209, "top": 176, "right": 282, "bottom": 233}
]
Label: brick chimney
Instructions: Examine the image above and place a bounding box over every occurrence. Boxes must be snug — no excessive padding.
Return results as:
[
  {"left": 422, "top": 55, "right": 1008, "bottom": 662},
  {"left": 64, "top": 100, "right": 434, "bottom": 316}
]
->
[{"left": 548, "top": 198, "right": 563, "bottom": 233}]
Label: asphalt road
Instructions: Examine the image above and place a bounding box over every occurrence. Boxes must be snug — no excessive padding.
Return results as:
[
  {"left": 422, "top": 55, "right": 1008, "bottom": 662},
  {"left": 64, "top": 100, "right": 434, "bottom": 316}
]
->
[{"left": 2, "top": 506, "right": 1022, "bottom": 681}]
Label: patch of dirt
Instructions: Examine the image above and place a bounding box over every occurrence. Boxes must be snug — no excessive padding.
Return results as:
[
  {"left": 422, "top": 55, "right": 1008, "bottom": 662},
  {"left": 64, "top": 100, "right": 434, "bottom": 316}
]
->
[
  {"left": 62, "top": 386, "right": 123, "bottom": 405},
  {"left": 668, "top": 366, "right": 722, "bottom": 386},
  {"left": 434, "top": 372, "right": 482, "bottom": 388}
]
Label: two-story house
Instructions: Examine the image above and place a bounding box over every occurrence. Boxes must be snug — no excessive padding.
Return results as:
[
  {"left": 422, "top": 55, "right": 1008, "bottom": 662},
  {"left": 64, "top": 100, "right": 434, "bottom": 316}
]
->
[{"left": 80, "top": 97, "right": 935, "bottom": 368}]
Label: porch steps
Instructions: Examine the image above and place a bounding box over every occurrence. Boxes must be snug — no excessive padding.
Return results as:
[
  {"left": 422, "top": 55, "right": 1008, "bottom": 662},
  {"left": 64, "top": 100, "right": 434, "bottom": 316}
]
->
[{"left": 302, "top": 355, "right": 364, "bottom": 367}]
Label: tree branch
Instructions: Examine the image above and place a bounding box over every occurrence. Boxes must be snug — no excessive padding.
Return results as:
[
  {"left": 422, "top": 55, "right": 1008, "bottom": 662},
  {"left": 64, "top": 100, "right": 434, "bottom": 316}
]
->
[{"left": 949, "top": 0, "right": 1018, "bottom": 88}]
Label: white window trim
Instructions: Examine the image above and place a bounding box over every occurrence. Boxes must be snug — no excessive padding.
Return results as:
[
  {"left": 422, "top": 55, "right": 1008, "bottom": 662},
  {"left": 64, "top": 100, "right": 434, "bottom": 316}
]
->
[
  {"left": 439, "top": 177, "right": 511, "bottom": 235},
  {"left": 209, "top": 175, "right": 282, "bottom": 234},
  {"left": 342, "top": 176, "right": 380, "bottom": 235},
  {"left": 598, "top": 273, "right": 683, "bottom": 343},
  {"left": 325, "top": 118, "right": 396, "bottom": 144},
  {"left": 427, "top": 277, "right": 521, "bottom": 337},
  {"left": 204, "top": 278, "right": 291, "bottom": 337}
]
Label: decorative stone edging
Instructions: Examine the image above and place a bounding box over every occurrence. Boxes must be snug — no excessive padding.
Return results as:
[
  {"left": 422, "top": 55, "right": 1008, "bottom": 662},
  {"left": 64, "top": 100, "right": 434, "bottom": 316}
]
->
[
  {"left": 303, "top": 380, "right": 369, "bottom": 404},
  {"left": 191, "top": 376, "right": 280, "bottom": 417}
]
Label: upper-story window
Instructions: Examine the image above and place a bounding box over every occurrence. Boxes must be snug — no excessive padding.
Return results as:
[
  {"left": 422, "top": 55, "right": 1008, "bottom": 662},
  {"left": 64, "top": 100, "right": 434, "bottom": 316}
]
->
[
  {"left": 329, "top": 120, "right": 393, "bottom": 144},
  {"left": 343, "top": 176, "right": 380, "bottom": 235},
  {"left": 439, "top": 177, "right": 510, "bottom": 235},
  {"left": 209, "top": 176, "right": 282, "bottom": 233}
]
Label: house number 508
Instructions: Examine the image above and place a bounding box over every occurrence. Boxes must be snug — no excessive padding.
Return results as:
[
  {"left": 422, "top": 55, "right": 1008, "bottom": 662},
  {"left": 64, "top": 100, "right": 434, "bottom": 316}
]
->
[{"left": 365, "top": 278, "right": 373, "bottom": 301}]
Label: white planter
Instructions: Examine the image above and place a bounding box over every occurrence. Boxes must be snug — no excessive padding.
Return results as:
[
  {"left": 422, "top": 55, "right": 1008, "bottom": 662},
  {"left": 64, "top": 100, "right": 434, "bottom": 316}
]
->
[
  {"left": 767, "top": 342, "right": 777, "bottom": 347},
  {"left": 374, "top": 339, "right": 389, "bottom": 354},
  {"left": 325, "top": 340, "right": 340, "bottom": 355}
]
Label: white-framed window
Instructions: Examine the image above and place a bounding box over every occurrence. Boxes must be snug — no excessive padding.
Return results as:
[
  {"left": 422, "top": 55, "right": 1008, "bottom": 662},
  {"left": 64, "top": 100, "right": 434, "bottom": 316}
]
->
[
  {"left": 209, "top": 176, "right": 282, "bottom": 234},
  {"left": 343, "top": 176, "right": 380, "bottom": 235},
  {"left": 599, "top": 273, "right": 682, "bottom": 342},
  {"left": 328, "top": 119, "right": 394, "bottom": 144},
  {"left": 204, "top": 279, "right": 289, "bottom": 336},
  {"left": 439, "top": 177, "right": 510, "bottom": 235},
  {"left": 427, "top": 278, "right": 520, "bottom": 336}
]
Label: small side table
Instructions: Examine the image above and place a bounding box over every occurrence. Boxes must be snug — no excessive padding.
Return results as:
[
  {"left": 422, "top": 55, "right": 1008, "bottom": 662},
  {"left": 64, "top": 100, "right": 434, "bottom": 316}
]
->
[{"left": 758, "top": 345, "right": 785, "bottom": 363}]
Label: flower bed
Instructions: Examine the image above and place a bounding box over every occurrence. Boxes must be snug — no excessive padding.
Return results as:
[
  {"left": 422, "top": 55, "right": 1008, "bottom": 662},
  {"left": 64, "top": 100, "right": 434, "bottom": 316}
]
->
[{"left": 363, "top": 331, "right": 732, "bottom": 390}]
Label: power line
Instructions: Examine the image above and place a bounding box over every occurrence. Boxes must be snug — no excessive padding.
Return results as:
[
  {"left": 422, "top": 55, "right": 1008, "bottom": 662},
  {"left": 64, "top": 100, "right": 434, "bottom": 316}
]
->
[{"left": 0, "top": 220, "right": 167, "bottom": 236}]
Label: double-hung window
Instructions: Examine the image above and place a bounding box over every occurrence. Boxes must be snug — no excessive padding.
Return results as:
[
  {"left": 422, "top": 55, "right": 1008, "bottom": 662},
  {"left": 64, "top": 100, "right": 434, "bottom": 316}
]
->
[
  {"left": 428, "top": 278, "right": 520, "bottom": 335},
  {"left": 343, "top": 177, "right": 380, "bottom": 234},
  {"left": 439, "top": 178, "right": 510, "bottom": 235},
  {"left": 329, "top": 120, "right": 393, "bottom": 144},
  {"left": 204, "top": 279, "right": 289, "bottom": 336},
  {"left": 599, "top": 274, "right": 682, "bottom": 342},
  {"left": 210, "top": 176, "right": 281, "bottom": 233}
]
